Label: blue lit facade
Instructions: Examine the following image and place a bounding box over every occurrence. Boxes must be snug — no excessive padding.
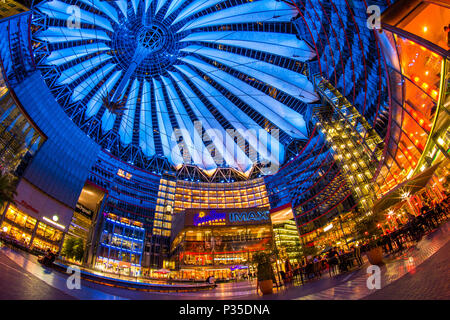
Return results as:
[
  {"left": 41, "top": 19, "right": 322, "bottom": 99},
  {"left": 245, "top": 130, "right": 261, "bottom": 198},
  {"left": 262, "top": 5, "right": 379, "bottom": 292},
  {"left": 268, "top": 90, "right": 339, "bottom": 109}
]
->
[
  {"left": 293, "top": 0, "right": 391, "bottom": 136},
  {"left": 96, "top": 213, "right": 145, "bottom": 276},
  {"left": 87, "top": 151, "right": 164, "bottom": 269}
]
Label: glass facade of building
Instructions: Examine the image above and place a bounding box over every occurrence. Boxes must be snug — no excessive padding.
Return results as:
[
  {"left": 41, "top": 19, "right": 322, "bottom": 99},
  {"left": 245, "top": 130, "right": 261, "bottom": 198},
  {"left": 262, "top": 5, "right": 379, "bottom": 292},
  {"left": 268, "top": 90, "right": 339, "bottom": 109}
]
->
[
  {"left": 0, "top": 74, "right": 44, "bottom": 175},
  {"left": 273, "top": 219, "right": 302, "bottom": 263},
  {"left": 170, "top": 208, "right": 273, "bottom": 280},
  {"left": 96, "top": 213, "right": 145, "bottom": 276}
]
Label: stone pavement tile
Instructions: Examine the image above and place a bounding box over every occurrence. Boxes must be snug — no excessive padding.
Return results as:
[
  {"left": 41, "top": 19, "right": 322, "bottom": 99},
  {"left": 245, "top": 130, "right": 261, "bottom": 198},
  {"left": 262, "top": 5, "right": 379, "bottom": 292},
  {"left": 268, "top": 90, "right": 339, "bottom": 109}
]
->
[
  {"left": 363, "top": 241, "right": 450, "bottom": 300},
  {"left": 0, "top": 247, "right": 125, "bottom": 300}
]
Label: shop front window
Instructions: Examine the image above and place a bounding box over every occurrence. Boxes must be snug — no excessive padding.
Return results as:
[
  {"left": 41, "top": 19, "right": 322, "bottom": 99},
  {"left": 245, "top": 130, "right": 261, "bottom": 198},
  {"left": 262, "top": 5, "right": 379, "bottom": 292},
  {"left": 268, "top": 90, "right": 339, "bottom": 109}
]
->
[
  {"left": 32, "top": 238, "right": 59, "bottom": 253},
  {"left": 4, "top": 206, "right": 37, "bottom": 231},
  {"left": 0, "top": 221, "right": 32, "bottom": 245},
  {"left": 36, "top": 222, "right": 63, "bottom": 242}
]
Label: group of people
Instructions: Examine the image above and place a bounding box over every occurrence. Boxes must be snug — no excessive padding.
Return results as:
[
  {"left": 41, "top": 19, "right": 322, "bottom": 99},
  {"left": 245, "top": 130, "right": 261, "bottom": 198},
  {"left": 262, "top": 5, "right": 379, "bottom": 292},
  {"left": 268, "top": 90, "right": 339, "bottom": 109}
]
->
[
  {"left": 277, "top": 245, "right": 364, "bottom": 286},
  {"left": 369, "top": 195, "right": 449, "bottom": 255}
]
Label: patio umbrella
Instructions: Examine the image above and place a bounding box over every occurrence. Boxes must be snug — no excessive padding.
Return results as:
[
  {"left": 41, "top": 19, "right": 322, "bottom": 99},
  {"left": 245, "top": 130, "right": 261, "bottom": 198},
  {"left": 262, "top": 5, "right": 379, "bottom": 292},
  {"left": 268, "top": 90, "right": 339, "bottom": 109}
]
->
[{"left": 372, "top": 161, "right": 441, "bottom": 214}]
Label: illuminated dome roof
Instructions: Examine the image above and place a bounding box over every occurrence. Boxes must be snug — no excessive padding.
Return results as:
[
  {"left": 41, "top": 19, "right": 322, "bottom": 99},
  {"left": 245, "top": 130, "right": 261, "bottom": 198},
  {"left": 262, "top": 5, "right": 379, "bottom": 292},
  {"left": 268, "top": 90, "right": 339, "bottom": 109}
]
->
[{"left": 32, "top": 0, "right": 318, "bottom": 177}]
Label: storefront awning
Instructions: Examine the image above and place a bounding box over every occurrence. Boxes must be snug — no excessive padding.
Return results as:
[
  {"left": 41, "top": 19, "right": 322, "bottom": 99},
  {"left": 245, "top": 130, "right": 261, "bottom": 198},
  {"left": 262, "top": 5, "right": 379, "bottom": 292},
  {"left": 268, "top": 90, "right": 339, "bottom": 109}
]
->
[
  {"left": 154, "top": 269, "right": 171, "bottom": 274},
  {"left": 372, "top": 161, "right": 441, "bottom": 214}
]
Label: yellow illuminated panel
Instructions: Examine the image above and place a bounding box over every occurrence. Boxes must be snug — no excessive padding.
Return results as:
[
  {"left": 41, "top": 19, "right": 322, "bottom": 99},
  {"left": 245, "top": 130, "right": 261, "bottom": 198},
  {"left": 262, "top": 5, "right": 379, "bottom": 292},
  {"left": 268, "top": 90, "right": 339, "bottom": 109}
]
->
[{"left": 117, "top": 169, "right": 132, "bottom": 180}]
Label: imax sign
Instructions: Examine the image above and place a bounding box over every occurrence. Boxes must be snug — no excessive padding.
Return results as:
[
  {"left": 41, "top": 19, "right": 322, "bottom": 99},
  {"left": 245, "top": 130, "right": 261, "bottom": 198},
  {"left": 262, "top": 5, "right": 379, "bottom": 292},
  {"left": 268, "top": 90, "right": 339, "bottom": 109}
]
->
[{"left": 228, "top": 210, "right": 270, "bottom": 224}]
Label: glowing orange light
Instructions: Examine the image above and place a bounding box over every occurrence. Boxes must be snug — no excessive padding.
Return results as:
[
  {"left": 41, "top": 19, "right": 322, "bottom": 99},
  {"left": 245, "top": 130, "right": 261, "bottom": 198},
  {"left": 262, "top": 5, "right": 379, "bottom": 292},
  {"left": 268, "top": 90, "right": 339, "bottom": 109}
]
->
[
  {"left": 414, "top": 76, "right": 420, "bottom": 82},
  {"left": 419, "top": 119, "right": 424, "bottom": 125},
  {"left": 423, "top": 26, "right": 428, "bottom": 32},
  {"left": 422, "top": 83, "right": 429, "bottom": 90},
  {"left": 425, "top": 71, "right": 429, "bottom": 76},
  {"left": 408, "top": 156, "right": 412, "bottom": 160},
  {"left": 432, "top": 90, "right": 438, "bottom": 97}
]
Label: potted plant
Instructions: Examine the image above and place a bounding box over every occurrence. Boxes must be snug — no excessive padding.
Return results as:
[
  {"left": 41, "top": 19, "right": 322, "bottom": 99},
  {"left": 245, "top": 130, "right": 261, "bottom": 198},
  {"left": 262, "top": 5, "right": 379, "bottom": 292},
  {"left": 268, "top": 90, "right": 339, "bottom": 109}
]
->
[
  {"left": 252, "top": 251, "right": 275, "bottom": 295},
  {"left": 354, "top": 211, "right": 384, "bottom": 265}
]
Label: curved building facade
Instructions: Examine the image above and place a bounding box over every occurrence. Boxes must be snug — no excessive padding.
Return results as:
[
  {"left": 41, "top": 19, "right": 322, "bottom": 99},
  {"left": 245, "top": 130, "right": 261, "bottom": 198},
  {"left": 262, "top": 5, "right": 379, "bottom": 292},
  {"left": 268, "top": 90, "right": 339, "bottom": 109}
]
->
[{"left": 0, "top": 0, "right": 448, "bottom": 279}]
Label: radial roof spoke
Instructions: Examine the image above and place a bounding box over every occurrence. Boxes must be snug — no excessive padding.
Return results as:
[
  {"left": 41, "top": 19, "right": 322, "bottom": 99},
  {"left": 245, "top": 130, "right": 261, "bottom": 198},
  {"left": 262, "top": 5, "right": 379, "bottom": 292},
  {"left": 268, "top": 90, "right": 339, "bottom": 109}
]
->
[
  {"left": 35, "top": 26, "right": 111, "bottom": 43},
  {"left": 71, "top": 63, "right": 116, "bottom": 102},
  {"left": 180, "top": 56, "right": 308, "bottom": 139},
  {"left": 171, "top": 0, "right": 224, "bottom": 25},
  {"left": 153, "top": 78, "right": 183, "bottom": 168},
  {"left": 181, "top": 45, "right": 319, "bottom": 103},
  {"left": 168, "top": 70, "right": 253, "bottom": 174},
  {"left": 86, "top": 70, "right": 122, "bottom": 118},
  {"left": 176, "top": 0, "right": 297, "bottom": 33},
  {"left": 161, "top": 76, "right": 217, "bottom": 173},
  {"left": 174, "top": 64, "right": 284, "bottom": 166},
  {"left": 38, "top": 0, "right": 114, "bottom": 32},
  {"left": 78, "top": 0, "right": 120, "bottom": 24},
  {"left": 139, "top": 80, "right": 156, "bottom": 157},
  {"left": 45, "top": 43, "right": 110, "bottom": 66},
  {"left": 180, "top": 31, "right": 316, "bottom": 62},
  {"left": 119, "top": 78, "right": 140, "bottom": 145}
]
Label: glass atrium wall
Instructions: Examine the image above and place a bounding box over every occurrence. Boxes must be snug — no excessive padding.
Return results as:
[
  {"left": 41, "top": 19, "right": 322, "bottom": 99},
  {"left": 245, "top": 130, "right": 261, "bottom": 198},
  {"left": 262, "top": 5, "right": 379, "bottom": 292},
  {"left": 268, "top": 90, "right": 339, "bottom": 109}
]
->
[{"left": 376, "top": 0, "right": 450, "bottom": 197}]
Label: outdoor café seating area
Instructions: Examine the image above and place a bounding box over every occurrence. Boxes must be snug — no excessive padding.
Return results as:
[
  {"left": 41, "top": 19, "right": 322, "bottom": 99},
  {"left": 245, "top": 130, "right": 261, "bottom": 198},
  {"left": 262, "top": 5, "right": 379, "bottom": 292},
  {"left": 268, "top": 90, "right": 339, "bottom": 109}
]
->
[{"left": 277, "top": 192, "right": 450, "bottom": 287}]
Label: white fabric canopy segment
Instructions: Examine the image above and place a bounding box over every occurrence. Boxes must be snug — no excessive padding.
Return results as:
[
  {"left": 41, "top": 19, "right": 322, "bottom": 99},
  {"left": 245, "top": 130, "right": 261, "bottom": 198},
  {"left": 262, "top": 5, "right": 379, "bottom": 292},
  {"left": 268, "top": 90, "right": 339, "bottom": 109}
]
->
[
  {"left": 168, "top": 70, "right": 253, "bottom": 175},
  {"left": 161, "top": 76, "right": 217, "bottom": 174}
]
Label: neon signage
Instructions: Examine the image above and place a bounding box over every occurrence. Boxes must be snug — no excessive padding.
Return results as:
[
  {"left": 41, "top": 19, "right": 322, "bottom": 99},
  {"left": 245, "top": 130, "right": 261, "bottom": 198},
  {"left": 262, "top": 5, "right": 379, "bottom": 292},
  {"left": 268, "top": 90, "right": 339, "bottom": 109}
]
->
[
  {"left": 193, "top": 210, "right": 226, "bottom": 226},
  {"left": 190, "top": 209, "right": 270, "bottom": 226}
]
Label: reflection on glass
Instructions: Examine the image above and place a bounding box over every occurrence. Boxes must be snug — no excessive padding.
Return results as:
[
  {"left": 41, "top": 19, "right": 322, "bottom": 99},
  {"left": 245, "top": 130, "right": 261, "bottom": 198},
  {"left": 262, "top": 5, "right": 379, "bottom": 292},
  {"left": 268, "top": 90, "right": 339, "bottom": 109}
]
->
[{"left": 396, "top": 2, "right": 450, "bottom": 51}]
